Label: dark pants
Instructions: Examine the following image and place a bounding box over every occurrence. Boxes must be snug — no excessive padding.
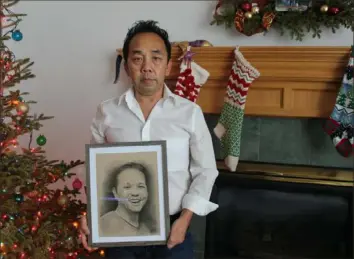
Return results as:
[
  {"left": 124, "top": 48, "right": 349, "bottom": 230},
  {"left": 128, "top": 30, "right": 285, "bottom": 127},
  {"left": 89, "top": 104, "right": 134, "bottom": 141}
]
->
[{"left": 105, "top": 213, "right": 194, "bottom": 259}]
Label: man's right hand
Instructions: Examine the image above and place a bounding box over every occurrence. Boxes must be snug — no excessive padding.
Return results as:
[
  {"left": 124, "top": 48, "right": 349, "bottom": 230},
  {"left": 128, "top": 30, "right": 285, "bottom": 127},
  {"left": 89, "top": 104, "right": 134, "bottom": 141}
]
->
[{"left": 79, "top": 215, "right": 98, "bottom": 252}]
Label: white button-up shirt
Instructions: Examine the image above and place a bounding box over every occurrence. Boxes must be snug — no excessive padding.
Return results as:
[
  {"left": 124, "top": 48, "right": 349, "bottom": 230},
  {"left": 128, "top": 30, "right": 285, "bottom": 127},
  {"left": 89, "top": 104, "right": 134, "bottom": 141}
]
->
[{"left": 90, "top": 85, "right": 219, "bottom": 216}]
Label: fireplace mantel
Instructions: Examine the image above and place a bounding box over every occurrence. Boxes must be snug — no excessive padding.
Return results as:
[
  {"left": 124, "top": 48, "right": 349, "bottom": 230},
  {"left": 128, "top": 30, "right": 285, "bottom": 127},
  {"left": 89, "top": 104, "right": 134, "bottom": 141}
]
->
[
  {"left": 217, "top": 161, "right": 353, "bottom": 187},
  {"left": 165, "top": 46, "right": 350, "bottom": 118}
]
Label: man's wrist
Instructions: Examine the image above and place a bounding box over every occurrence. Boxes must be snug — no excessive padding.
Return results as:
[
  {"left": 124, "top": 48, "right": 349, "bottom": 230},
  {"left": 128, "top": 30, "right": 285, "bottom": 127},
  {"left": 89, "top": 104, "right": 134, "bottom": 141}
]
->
[{"left": 180, "top": 208, "right": 193, "bottom": 223}]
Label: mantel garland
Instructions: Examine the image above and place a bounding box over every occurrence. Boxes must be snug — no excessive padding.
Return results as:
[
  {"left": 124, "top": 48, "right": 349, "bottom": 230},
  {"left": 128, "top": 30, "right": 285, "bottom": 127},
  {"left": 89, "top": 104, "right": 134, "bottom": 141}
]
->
[{"left": 210, "top": 0, "right": 354, "bottom": 41}]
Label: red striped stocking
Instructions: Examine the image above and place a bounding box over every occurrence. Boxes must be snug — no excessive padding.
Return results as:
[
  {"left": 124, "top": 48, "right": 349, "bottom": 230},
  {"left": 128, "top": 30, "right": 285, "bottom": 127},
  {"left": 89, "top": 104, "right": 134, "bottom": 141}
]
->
[{"left": 174, "top": 61, "right": 209, "bottom": 103}]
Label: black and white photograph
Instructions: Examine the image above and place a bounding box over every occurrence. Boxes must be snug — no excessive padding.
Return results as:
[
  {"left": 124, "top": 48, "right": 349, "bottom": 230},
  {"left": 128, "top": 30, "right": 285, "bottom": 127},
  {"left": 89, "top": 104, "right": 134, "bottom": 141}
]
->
[{"left": 85, "top": 141, "right": 170, "bottom": 247}]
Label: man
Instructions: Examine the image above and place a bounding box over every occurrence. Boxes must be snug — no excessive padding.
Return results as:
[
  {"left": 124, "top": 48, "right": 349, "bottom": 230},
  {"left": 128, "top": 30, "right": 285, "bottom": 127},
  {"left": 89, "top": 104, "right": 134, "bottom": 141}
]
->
[
  {"left": 79, "top": 20, "right": 219, "bottom": 259},
  {"left": 100, "top": 162, "right": 151, "bottom": 237}
]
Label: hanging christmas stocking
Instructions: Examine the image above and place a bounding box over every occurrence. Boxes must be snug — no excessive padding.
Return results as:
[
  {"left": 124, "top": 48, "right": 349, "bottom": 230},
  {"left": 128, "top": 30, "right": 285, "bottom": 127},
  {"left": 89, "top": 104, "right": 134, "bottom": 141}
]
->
[
  {"left": 324, "top": 47, "right": 354, "bottom": 157},
  {"left": 174, "top": 48, "right": 209, "bottom": 103},
  {"left": 214, "top": 47, "right": 260, "bottom": 172}
]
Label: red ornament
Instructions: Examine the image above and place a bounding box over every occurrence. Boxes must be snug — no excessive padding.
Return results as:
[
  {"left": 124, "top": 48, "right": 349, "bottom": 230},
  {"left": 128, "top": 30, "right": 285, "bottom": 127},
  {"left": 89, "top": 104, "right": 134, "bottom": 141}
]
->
[
  {"left": 72, "top": 178, "right": 83, "bottom": 190},
  {"left": 66, "top": 253, "right": 76, "bottom": 259},
  {"left": 241, "top": 1, "right": 252, "bottom": 11},
  {"left": 328, "top": 7, "right": 340, "bottom": 15}
]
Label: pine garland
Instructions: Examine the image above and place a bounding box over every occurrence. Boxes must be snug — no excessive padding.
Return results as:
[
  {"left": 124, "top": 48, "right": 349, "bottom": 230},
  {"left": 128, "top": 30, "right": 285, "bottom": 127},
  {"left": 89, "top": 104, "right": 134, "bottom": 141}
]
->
[{"left": 210, "top": 0, "right": 354, "bottom": 41}]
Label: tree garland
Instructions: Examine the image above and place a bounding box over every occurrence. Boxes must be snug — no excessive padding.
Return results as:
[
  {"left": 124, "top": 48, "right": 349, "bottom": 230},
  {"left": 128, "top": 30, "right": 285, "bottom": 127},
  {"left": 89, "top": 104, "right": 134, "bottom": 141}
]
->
[{"left": 210, "top": 0, "right": 354, "bottom": 41}]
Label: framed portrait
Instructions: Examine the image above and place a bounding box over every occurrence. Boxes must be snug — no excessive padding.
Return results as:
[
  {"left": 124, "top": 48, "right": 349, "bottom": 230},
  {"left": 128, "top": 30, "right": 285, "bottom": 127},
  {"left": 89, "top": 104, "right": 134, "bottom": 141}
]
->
[{"left": 85, "top": 141, "right": 170, "bottom": 247}]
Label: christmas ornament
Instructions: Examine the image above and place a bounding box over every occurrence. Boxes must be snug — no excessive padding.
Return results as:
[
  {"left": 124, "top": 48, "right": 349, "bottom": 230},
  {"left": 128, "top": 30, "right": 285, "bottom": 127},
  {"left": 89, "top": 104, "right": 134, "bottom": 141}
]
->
[
  {"left": 66, "top": 252, "right": 76, "bottom": 259},
  {"left": 11, "top": 30, "right": 23, "bottom": 41},
  {"left": 16, "top": 102, "right": 29, "bottom": 113},
  {"left": 214, "top": 47, "right": 261, "bottom": 171},
  {"left": 241, "top": 1, "right": 252, "bottom": 12},
  {"left": 328, "top": 7, "right": 340, "bottom": 15},
  {"left": 252, "top": 6, "right": 260, "bottom": 14},
  {"left": 57, "top": 194, "right": 69, "bottom": 206},
  {"left": 36, "top": 134, "right": 47, "bottom": 146},
  {"left": 13, "top": 193, "right": 24, "bottom": 203},
  {"left": 320, "top": 4, "right": 329, "bottom": 12},
  {"left": 245, "top": 11, "right": 253, "bottom": 19},
  {"left": 72, "top": 178, "right": 83, "bottom": 190}
]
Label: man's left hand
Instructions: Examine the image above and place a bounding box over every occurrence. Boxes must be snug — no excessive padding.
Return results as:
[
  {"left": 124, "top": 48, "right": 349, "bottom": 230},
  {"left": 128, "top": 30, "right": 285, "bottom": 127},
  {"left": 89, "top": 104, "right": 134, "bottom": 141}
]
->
[{"left": 167, "top": 209, "right": 193, "bottom": 249}]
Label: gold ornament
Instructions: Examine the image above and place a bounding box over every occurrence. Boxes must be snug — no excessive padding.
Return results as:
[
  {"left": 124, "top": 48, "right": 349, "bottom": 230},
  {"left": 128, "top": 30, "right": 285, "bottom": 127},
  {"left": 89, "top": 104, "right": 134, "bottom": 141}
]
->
[
  {"left": 201, "top": 40, "right": 213, "bottom": 47},
  {"left": 16, "top": 102, "right": 29, "bottom": 113},
  {"left": 245, "top": 11, "right": 253, "bottom": 19},
  {"left": 252, "top": 6, "right": 260, "bottom": 14},
  {"left": 320, "top": 4, "right": 328, "bottom": 12},
  {"left": 57, "top": 194, "right": 69, "bottom": 206}
]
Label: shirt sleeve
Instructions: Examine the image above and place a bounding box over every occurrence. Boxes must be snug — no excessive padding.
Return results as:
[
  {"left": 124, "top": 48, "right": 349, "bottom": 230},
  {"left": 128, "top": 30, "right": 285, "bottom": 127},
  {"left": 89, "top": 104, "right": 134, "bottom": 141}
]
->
[
  {"left": 90, "top": 103, "right": 106, "bottom": 144},
  {"left": 181, "top": 105, "right": 219, "bottom": 216}
]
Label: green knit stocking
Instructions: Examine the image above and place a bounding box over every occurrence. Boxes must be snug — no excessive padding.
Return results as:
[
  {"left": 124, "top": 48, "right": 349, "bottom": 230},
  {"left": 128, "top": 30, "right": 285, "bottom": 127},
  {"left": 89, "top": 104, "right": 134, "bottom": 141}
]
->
[
  {"left": 218, "top": 102, "right": 244, "bottom": 159},
  {"left": 214, "top": 47, "right": 260, "bottom": 172}
]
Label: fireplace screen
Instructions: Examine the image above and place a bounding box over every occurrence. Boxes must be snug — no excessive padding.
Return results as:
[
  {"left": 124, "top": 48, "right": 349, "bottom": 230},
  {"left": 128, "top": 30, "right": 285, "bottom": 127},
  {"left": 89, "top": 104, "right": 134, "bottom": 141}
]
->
[{"left": 204, "top": 172, "right": 353, "bottom": 259}]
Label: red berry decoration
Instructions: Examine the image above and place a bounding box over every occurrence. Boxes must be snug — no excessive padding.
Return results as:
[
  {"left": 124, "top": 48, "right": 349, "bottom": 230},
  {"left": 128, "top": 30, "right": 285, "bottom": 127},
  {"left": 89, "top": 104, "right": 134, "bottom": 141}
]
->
[
  {"left": 241, "top": 1, "right": 252, "bottom": 11},
  {"left": 328, "top": 7, "right": 340, "bottom": 15}
]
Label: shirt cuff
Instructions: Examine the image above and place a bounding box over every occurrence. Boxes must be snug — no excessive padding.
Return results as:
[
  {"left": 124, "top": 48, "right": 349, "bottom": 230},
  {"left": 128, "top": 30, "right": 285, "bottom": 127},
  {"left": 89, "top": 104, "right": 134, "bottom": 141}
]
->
[{"left": 182, "top": 193, "right": 219, "bottom": 216}]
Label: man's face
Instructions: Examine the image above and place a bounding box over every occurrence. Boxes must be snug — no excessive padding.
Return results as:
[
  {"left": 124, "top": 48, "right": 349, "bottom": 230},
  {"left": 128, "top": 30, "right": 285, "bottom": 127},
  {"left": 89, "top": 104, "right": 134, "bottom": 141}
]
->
[
  {"left": 112, "top": 168, "right": 148, "bottom": 213},
  {"left": 124, "top": 32, "right": 172, "bottom": 96}
]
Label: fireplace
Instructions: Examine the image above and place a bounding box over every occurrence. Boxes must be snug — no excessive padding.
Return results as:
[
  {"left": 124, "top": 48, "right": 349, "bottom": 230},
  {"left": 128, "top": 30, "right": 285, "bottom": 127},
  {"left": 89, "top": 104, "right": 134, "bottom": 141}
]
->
[{"left": 204, "top": 161, "right": 353, "bottom": 259}]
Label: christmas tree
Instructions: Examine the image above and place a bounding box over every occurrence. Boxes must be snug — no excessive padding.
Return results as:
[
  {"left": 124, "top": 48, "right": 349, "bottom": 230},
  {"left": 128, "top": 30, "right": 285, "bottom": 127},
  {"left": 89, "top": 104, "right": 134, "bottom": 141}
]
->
[{"left": 0, "top": 1, "right": 88, "bottom": 258}]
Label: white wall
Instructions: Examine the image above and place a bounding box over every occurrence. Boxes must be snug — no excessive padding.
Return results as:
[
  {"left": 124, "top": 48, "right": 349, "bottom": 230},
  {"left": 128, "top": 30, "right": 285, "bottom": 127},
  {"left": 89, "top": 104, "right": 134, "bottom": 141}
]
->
[{"left": 8, "top": 1, "right": 353, "bottom": 178}]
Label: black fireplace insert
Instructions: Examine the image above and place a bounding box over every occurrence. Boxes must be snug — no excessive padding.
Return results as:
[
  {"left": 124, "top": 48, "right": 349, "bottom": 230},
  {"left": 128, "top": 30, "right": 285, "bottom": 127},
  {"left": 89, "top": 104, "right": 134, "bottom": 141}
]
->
[{"left": 204, "top": 169, "right": 353, "bottom": 259}]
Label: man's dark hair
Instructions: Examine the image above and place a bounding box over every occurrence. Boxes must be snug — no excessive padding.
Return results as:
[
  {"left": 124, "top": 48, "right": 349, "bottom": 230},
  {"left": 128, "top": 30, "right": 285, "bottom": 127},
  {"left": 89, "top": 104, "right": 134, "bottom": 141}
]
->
[
  {"left": 122, "top": 20, "right": 171, "bottom": 62},
  {"left": 109, "top": 162, "right": 149, "bottom": 191}
]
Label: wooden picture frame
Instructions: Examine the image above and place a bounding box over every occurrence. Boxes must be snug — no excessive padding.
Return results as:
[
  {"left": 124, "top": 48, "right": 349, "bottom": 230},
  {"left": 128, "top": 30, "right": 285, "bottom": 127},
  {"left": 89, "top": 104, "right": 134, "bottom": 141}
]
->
[{"left": 85, "top": 141, "right": 170, "bottom": 247}]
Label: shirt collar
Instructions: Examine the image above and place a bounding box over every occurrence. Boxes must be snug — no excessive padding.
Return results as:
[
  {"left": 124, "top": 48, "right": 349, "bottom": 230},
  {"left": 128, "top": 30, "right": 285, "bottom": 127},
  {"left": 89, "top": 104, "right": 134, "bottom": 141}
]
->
[{"left": 117, "top": 84, "right": 178, "bottom": 106}]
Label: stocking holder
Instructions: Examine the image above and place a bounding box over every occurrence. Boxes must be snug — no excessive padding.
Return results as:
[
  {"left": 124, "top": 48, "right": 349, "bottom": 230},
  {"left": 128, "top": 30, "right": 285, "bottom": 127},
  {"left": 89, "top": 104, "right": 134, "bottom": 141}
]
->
[{"left": 177, "top": 45, "right": 195, "bottom": 69}]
